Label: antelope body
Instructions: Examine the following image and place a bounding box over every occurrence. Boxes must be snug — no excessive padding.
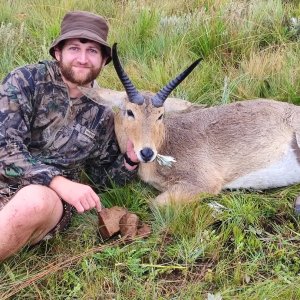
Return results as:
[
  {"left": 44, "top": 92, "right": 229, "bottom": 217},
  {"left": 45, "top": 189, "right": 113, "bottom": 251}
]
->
[{"left": 106, "top": 44, "right": 300, "bottom": 205}]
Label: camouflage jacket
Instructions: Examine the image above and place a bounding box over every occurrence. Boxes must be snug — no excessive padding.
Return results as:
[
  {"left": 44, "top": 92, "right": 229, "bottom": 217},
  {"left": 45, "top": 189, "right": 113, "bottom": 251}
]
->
[{"left": 0, "top": 60, "right": 136, "bottom": 196}]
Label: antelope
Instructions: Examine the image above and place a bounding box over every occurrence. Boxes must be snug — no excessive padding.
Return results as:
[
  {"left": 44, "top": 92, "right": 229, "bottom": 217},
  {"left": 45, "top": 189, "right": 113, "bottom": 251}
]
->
[{"left": 96, "top": 44, "right": 300, "bottom": 208}]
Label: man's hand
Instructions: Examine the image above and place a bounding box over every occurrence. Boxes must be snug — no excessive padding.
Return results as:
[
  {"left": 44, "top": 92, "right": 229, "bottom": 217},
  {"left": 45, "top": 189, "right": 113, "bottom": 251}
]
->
[
  {"left": 124, "top": 140, "right": 140, "bottom": 170},
  {"left": 49, "top": 176, "right": 102, "bottom": 213}
]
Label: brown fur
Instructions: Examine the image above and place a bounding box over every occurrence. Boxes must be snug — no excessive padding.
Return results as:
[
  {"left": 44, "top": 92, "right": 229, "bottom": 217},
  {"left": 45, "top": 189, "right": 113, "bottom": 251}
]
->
[{"left": 91, "top": 86, "right": 300, "bottom": 206}]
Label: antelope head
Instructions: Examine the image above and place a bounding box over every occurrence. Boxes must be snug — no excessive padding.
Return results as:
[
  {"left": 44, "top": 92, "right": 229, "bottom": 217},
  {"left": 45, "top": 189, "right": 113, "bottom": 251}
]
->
[{"left": 112, "top": 43, "right": 201, "bottom": 163}]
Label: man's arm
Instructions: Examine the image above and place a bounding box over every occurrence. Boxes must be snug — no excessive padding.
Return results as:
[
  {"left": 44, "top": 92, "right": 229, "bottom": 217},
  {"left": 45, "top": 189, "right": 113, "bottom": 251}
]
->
[
  {"left": 0, "top": 68, "right": 104, "bottom": 213},
  {"left": 49, "top": 175, "right": 102, "bottom": 212},
  {"left": 0, "top": 68, "right": 61, "bottom": 186}
]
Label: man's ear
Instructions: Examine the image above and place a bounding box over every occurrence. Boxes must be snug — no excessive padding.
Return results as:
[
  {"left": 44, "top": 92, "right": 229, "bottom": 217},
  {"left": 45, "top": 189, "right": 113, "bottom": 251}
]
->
[
  {"left": 54, "top": 47, "right": 61, "bottom": 61},
  {"left": 101, "top": 56, "right": 108, "bottom": 68}
]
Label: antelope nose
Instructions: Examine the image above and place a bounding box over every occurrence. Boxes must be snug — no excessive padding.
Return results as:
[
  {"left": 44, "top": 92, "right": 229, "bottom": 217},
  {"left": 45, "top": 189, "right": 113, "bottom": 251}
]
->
[{"left": 140, "top": 147, "right": 154, "bottom": 162}]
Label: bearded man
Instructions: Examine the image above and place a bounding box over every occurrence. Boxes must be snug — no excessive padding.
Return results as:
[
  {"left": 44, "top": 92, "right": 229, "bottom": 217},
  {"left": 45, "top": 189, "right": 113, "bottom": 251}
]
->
[{"left": 0, "top": 11, "right": 139, "bottom": 260}]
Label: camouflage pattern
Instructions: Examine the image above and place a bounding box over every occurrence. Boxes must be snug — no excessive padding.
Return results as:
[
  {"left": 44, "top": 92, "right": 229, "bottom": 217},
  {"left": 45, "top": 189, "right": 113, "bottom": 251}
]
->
[{"left": 0, "top": 60, "right": 137, "bottom": 200}]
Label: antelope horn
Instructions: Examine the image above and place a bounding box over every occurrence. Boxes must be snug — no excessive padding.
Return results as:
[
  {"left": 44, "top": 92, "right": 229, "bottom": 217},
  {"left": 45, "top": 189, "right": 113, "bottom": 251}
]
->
[
  {"left": 112, "top": 43, "right": 144, "bottom": 105},
  {"left": 151, "top": 58, "right": 202, "bottom": 107}
]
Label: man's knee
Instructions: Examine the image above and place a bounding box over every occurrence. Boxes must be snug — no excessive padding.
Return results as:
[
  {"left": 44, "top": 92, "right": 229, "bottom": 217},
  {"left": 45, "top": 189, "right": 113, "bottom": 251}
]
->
[
  {"left": 11, "top": 184, "right": 63, "bottom": 220},
  {"left": 0, "top": 185, "right": 64, "bottom": 259}
]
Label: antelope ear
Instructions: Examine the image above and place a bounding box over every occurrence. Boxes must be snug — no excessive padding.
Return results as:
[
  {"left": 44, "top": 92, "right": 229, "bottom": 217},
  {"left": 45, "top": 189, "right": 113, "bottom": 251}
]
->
[
  {"left": 164, "top": 97, "right": 193, "bottom": 113},
  {"left": 95, "top": 87, "right": 127, "bottom": 109},
  {"left": 79, "top": 86, "right": 125, "bottom": 109}
]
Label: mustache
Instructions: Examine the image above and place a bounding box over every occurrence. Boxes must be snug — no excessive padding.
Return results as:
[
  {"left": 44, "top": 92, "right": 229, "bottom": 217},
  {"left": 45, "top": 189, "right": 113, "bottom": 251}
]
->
[
  {"left": 71, "top": 64, "right": 92, "bottom": 68},
  {"left": 58, "top": 61, "right": 101, "bottom": 85}
]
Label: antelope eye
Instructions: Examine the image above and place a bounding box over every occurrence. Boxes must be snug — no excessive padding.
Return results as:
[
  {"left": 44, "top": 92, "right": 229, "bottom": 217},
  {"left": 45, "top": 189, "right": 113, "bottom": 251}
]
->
[
  {"left": 158, "top": 114, "right": 164, "bottom": 120},
  {"left": 127, "top": 109, "right": 134, "bottom": 118}
]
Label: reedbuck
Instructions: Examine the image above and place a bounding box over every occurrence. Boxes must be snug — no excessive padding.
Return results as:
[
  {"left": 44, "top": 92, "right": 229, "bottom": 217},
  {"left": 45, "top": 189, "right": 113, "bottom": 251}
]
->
[{"left": 102, "top": 44, "right": 300, "bottom": 207}]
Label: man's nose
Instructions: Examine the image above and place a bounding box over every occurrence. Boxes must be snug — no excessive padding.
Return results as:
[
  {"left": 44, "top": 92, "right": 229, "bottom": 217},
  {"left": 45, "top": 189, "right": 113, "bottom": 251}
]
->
[{"left": 77, "top": 51, "right": 88, "bottom": 64}]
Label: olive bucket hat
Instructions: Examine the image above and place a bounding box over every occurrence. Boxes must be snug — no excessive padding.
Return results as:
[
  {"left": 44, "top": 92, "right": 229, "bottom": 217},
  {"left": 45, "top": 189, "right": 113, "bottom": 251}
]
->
[{"left": 49, "top": 11, "right": 112, "bottom": 64}]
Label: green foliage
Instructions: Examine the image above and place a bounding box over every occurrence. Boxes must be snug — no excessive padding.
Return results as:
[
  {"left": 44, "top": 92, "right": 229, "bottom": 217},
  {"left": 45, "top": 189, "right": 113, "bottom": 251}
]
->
[
  {"left": 100, "top": 181, "right": 153, "bottom": 213},
  {"left": 2, "top": 0, "right": 300, "bottom": 299}
]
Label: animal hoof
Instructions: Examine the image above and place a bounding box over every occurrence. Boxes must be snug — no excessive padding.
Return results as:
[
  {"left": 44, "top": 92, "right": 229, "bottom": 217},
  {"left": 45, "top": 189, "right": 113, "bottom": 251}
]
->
[{"left": 150, "top": 198, "right": 168, "bottom": 208}]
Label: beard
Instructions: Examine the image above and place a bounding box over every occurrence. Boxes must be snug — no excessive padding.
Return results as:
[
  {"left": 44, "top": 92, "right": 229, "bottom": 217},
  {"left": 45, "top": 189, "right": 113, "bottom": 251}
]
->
[{"left": 58, "top": 59, "right": 101, "bottom": 86}]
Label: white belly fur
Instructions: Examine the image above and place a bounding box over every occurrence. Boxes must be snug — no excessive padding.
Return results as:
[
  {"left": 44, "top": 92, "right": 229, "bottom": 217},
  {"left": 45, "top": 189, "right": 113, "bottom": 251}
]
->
[{"left": 224, "top": 146, "right": 300, "bottom": 190}]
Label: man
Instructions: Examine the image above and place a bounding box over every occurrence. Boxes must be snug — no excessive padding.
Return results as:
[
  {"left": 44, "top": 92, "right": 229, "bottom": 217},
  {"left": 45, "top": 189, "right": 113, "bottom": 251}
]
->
[{"left": 0, "top": 11, "right": 139, "bottom": 261}]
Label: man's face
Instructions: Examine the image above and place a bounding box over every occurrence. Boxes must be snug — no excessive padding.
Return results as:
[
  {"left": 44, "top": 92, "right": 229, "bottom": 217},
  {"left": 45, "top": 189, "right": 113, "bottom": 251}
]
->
[{"left": 55, "top": 38, "right": 106, "bottom": 86}]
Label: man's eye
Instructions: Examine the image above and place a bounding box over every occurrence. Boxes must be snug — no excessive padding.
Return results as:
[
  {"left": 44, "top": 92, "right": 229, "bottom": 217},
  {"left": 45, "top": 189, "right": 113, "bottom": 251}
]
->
[
  {"left": 88, "top": 48, "right": 98, "bottom": 54},
  {"left": 127, "top": 110, "right": 134, "bottom": 118},
  {"left": 69, "top": 47, "right": 79, "bottom": 51},
  {"left": 158, "top": 114, "right": 164, "bottom": 120}
]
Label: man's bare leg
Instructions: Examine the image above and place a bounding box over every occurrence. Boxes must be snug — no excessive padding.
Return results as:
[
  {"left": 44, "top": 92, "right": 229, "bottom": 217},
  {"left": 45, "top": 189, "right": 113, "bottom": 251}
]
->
[{"left": 0, "top": 184, "right": 64, "bottom": 261}]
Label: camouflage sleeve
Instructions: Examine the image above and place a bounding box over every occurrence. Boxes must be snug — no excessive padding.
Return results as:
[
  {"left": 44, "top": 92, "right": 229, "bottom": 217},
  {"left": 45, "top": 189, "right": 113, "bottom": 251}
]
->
[
  {"left": 0, "top": 68, "right": 61, "bottom": 186},
  {"left": 85, "top": 110, "right": 138, "bottom": 190}
]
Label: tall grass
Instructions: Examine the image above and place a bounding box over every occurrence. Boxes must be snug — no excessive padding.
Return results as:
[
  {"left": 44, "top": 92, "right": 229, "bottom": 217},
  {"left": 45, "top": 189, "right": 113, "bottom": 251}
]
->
[{"left": 1, "top": 0, "right": 300, "bottom": 299}]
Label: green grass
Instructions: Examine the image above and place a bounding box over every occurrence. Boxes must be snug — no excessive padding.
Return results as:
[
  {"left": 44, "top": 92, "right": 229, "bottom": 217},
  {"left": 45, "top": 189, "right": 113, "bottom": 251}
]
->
[{"left": 2, "top": 0, "right": 300, "bottom": 299}]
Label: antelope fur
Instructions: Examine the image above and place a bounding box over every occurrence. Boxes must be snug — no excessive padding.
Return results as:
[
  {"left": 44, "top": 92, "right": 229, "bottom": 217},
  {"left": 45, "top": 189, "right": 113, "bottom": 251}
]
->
[
  {"left": 86, "top": 43, "right": 300, "bottom": 205},
  {"left": 89, "top": 82, "right": 300, "bottom": 205}
]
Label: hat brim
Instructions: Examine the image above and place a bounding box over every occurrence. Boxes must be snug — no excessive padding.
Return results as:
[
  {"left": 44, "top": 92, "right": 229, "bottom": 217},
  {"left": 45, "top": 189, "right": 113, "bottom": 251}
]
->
[{"left": 49, "top": 29, "right": 112, "bottom": 65}]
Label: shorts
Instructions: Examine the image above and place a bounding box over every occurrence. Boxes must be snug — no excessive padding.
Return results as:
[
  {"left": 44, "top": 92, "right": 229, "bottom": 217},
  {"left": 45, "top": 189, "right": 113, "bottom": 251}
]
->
[{"left": 0, "top": 185, "right": 74, "bottom": 240}]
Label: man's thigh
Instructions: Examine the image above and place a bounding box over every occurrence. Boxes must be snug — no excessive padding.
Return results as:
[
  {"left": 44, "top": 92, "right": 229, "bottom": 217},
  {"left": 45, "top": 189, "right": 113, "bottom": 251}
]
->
[{"left": 0, "top": 184, "right": 74, "bottom": 240}]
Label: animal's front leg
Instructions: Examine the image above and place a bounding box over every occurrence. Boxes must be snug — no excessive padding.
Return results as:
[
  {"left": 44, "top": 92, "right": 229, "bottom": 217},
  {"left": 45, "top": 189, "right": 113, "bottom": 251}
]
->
[{"left": 151, "top": 182, "right": 222, "bottom": 206}]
